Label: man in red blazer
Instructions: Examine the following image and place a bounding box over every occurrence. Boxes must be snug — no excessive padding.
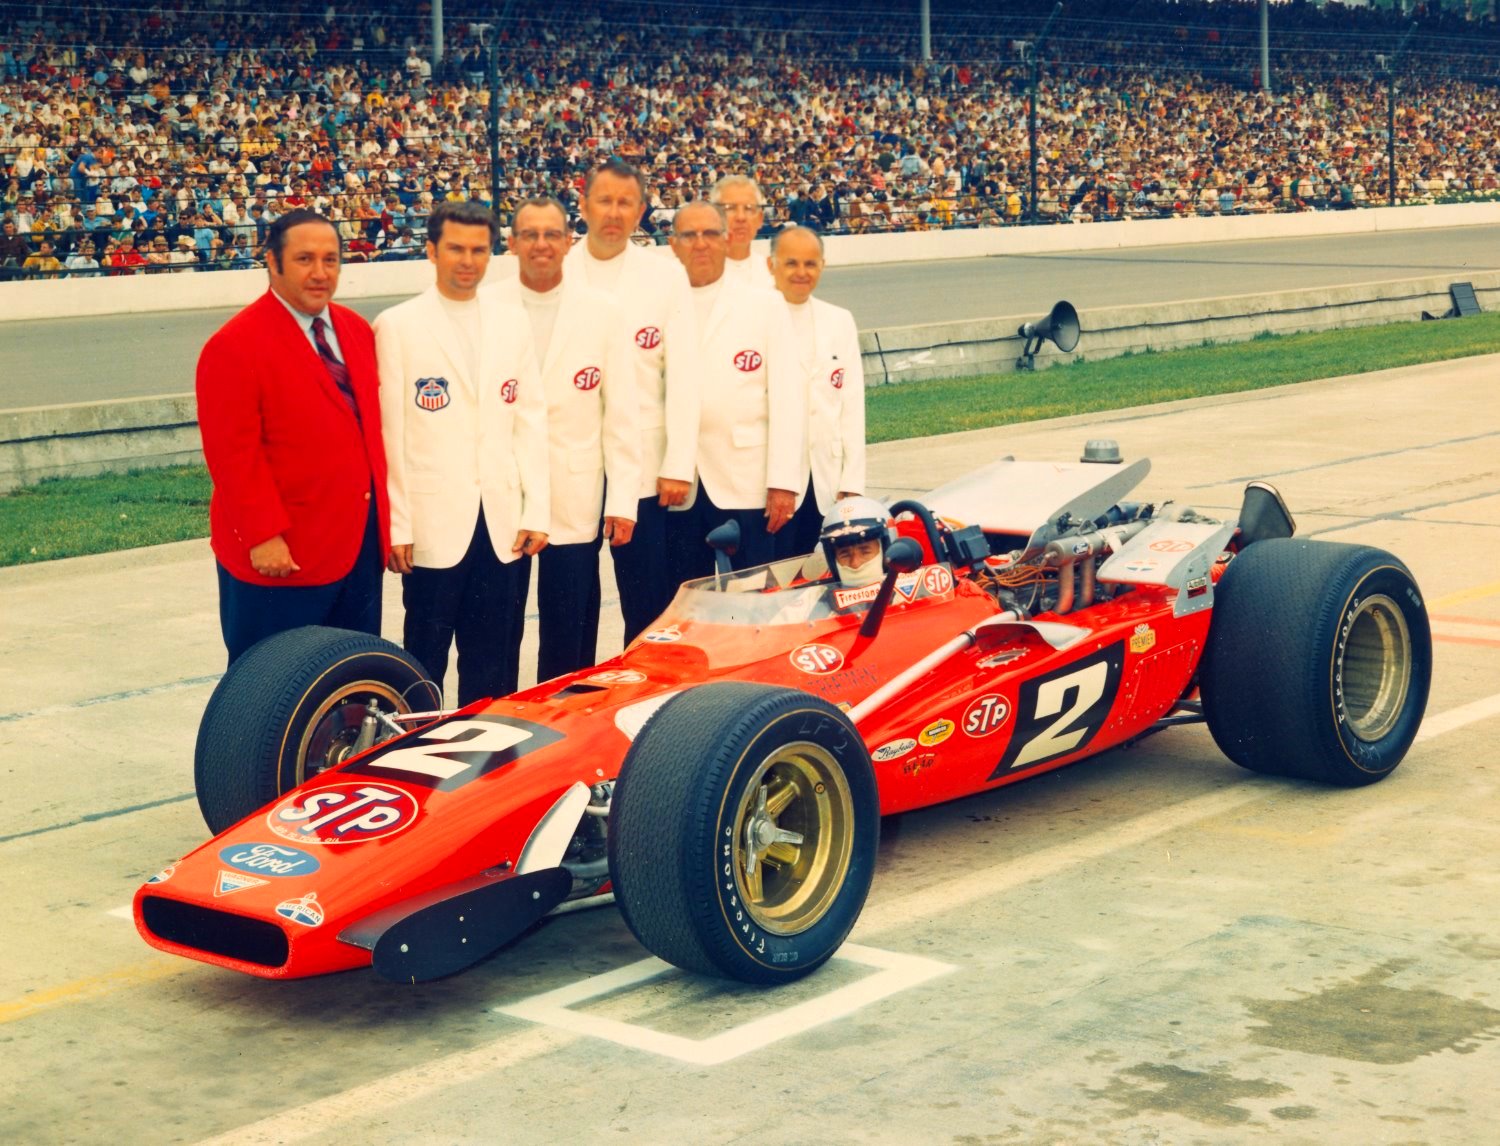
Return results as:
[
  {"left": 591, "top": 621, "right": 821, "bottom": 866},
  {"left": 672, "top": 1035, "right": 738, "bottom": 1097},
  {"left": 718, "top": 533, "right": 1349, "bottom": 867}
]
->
[{"left": 196, "top": 208, "right": 391, "bottom": 664}]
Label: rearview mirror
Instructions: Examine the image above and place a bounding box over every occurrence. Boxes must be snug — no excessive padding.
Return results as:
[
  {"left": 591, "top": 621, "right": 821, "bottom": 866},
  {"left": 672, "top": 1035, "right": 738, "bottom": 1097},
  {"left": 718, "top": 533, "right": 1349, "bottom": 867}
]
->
[
  {"left": 886, "top": 536, "right": 923, "bottom": 574},
  {"left": 706, "top": 519, "right": 741, "bottom": 577}
]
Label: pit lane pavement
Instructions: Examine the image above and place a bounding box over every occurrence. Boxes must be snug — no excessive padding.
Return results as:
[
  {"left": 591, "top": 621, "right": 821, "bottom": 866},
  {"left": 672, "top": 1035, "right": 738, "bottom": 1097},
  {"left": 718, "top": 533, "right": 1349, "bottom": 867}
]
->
[{"left": 2, "top": 353, "right": 1499, "bottom": 1144}]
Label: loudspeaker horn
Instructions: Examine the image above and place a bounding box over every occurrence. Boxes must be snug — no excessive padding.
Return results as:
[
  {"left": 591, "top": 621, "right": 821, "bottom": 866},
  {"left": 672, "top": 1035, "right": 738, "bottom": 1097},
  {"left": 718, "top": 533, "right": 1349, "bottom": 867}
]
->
[{"left": 1016, "top": 300, "right": 1081, "bottom": 370}]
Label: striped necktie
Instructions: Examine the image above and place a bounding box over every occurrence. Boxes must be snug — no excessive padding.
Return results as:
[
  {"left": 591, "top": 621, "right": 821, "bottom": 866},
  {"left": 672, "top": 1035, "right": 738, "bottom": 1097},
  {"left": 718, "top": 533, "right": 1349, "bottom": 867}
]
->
[{"left": 310, "top": 316, "right": 361, "bottom": 423}]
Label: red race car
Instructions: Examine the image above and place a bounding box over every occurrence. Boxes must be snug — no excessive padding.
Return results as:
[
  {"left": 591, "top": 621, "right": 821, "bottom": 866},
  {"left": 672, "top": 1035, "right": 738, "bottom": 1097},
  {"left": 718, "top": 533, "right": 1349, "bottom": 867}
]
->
[{"left": 135, "top": 442, "right": 1431, "bottom": 985}]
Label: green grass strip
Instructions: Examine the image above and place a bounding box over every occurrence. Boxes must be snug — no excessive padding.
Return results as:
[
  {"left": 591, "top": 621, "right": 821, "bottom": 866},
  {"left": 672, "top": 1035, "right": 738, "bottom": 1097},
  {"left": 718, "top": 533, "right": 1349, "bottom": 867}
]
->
[
  {"left": 0, "top": 465, "right": 211, "bottom": 567},
  {"left": 3, "top": 313, "right": 1498, "bottom": 567},
  {"left": 867, "top": 311, "right": 1500, "bottom": 442}
]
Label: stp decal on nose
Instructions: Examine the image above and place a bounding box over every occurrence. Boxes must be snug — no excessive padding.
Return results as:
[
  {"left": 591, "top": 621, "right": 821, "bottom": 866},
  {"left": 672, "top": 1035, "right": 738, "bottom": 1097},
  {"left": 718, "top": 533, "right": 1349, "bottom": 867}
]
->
[{"left": 266, "top": 784, "right": 419, "bottom": 845}]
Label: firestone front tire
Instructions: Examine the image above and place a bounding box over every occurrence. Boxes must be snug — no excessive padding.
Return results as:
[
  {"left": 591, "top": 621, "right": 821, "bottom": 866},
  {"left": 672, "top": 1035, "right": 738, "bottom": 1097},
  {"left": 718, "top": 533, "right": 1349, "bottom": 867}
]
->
[
  {"left": 608, "top": 683, "right": 879, "bottom": 985},
  {"left": 195, "top": 626, "right": 440, "bottom": 834},
  {"left": 1200, "top": 539, "right": 1431, "bottom": 786}
]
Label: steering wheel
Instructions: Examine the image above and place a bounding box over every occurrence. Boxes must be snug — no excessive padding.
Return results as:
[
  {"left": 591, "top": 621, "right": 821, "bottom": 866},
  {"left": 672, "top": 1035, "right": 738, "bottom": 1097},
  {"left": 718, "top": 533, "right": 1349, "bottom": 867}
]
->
[{"left": 888, "top": 499, "right": 946, "bottom": 564}]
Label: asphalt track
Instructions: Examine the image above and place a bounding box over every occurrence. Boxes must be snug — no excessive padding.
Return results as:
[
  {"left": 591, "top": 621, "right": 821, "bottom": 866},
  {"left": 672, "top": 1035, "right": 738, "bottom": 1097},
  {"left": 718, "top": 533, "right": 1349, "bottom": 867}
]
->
[
  {"left": 3, "top": 352, "right": 1499, "bottom": 1144},
  {"left": 4, "top": 222, "right": 1499, "bottom": 411}
]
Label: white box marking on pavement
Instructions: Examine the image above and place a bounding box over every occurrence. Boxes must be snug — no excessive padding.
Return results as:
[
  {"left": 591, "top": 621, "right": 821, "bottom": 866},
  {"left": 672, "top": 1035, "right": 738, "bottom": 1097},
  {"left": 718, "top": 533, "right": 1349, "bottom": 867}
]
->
[
  {"left": 106, "top": 904, "right": 133, "bottom": 920},
  {"left": 495, "top": 943, "right": 954, "bottom": 1066}
]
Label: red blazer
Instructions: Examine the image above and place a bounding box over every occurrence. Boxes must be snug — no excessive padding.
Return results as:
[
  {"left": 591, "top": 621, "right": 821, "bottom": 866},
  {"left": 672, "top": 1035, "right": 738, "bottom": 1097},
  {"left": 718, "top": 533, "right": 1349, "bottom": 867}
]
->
[{"left": 197, "top": 290, "right": 390, "bottom": 586}]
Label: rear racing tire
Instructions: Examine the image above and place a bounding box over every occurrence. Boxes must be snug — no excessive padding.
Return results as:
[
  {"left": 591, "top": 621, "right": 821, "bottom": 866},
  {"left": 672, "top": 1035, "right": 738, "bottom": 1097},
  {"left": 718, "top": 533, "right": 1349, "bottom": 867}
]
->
[
  {"left": 607, "top": 682, "right": 879, "bottom": 985},
  {"left": 194, "top": 627, "right": 441, "bottom": 834},
  {"left": 1200, "top": 539, "right": 1431, "bottom": 786}
]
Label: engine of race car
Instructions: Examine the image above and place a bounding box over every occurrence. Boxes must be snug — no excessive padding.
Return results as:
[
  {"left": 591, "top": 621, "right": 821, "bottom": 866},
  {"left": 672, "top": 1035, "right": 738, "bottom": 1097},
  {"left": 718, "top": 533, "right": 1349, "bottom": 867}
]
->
[
  {"left": 912, "top": 443, "right": 1230, "bottom": 620},
  {"left": 968, "top": 499, "right": 1155, "bottom": 616}
]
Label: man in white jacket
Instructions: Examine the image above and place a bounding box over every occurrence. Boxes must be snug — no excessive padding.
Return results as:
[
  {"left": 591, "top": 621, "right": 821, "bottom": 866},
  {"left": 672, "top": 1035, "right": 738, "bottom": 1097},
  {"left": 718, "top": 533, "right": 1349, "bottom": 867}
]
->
[
  {"left": 374, "top": 201, "right": 549, "bottom": 704},
  {"left": 566, "top": 158, "right": 701, "bottom": 644},
  {"left": 498, "top": 197, "right": 642, "bottom": 680},
  {"left": 769, "top": 226, "right": 868, "bottom": 557},
  {"left": 711, "top": 174, "right": 775, "bottom": 291},
  {"left": 669, "top": 199, "right": 807, "bottom": 576}
]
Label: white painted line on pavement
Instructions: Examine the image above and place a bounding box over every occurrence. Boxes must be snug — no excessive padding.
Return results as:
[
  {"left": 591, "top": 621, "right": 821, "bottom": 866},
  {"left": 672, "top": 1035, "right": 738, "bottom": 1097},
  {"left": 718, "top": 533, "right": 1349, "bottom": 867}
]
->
[
  {"left": 495, "top": 944, "right": 954, "bottom": 1066},
  {"left": 106, "top": 905, "right": 133, "bottom": 921},
  {"left": 194, "top": 691, "right": 1500, "bottom": 1145},
  {"left": 1415, "top": 691, "right": 1500, "bottom": 743}
]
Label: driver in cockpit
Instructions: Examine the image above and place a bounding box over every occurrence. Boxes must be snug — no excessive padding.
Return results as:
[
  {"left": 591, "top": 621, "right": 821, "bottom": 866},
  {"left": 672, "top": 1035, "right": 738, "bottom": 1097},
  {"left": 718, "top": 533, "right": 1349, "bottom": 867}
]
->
[{"left": 818, "top": 496, "right": 895, "bottom": 587}]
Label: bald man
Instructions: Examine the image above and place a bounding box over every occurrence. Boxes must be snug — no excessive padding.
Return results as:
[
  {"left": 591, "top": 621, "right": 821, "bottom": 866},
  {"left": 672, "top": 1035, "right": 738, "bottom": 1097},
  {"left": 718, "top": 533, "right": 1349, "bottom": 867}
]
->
[{"left": 769, "top": 226, "right": 867, "bottom": 558}]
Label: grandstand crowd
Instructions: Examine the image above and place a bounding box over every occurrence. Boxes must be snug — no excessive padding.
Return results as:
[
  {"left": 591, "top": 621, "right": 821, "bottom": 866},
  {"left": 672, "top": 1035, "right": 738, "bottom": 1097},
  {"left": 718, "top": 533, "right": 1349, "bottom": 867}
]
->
[{"left": 3, "top": 0, "right": 1499, "bottom": 278}]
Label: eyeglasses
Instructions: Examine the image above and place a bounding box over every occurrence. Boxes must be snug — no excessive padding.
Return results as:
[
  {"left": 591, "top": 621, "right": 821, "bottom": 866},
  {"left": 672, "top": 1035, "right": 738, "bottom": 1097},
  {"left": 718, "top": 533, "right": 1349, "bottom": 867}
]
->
[
  {"left": 514, "top": 229, "right": 566, "bottom": 244},
  {"left": 674, "top": 229, "right": 724, "bottom": 243}
]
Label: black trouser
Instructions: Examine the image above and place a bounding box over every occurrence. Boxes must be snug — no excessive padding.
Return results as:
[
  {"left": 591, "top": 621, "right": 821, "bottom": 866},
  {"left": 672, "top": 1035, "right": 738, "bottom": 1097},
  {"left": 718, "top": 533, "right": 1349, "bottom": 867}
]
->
[
  {"left": 402, "top": 510, "right": 530, "bottom": 706},
  {"left": 669, "top": 486, "right": 784, "bottom": 579},
  {"left": 217, "top": 498, "right": 383, "bottom": 666},
  {"left": 788, "top": 478, "right": 826, "bottom": 561},
  {"left": 610, "top": 495, "right": 675, "bottom": 646},
  {"left": 537, "top": 533, "right": 603, "bottom": 683}
]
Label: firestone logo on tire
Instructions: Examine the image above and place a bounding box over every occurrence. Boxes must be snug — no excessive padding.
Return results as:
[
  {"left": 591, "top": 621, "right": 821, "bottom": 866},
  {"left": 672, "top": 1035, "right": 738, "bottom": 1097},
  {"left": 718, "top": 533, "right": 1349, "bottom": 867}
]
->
[
  {"left": 635, "top": 326, "right": 661, "bottom": 349},
  {"left": 573, "top": 366, "right": 602, "bottom": 391},
  {"left": 267, "top": 784, "right": 419, "bottom": 845},
  {"left": 790, "top": 643, "right": 844, "bottom": 675},
  {"left": 963, "top": 694, "right": 1012, "bottom": 738},
  {"left": 733, "top": 349, "right": 763, "bottom": 372}
]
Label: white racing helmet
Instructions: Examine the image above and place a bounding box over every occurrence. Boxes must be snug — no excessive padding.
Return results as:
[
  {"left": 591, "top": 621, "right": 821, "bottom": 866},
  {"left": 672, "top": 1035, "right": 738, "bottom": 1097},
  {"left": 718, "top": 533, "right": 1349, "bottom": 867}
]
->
[{"left": 819, "top": 496, "right": 895, "bottom": 587}]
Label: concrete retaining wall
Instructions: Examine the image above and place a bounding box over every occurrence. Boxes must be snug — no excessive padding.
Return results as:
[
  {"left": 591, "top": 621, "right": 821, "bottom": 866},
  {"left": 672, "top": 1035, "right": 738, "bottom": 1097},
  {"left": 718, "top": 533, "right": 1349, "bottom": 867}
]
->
[
  {"left": 1, "top": 394, "right": 202, "bottom": 491},
  {"left": 3, "top": 200, "right": 1498, "bottom": 325},
  {"left": 863, "top": 270, "right": 1500, "bottom": 385},
  {"left": 5, "top": 269, "right": 1495, "bottom": 492}
]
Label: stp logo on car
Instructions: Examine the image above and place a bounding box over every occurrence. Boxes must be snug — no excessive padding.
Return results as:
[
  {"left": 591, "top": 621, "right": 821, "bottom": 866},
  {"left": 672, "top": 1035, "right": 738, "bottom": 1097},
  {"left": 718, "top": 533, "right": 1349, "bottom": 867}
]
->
[
  {"left": 267, "top": 784, "right": 419, "bottom": 846},
  {"left": 790, "top": 643, "right": 844, "bottom": 675},
  {"left": 733, "top": 349, "right": 763, "bottom": 372},
  {"left": 635, "top": 326, "right": 662, "bottom": 349},
  {"left": 573, "top": 366, "right": 602, "bottom": 391},
  {"left": 921, "top": 566, "right": 954, "bottom": 595},
  {"left": 963, "top": 694, "right": 1012, "bottom": 738}
]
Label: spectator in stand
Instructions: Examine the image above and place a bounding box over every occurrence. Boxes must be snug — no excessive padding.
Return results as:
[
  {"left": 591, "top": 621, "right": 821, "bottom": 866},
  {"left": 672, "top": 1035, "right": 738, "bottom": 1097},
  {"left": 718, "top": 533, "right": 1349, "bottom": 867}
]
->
[
  {"left": 145, "top": 235, "right": 174, "bottom": 271},
  {"left": 23, "top": 238, "right": 63, "bottom": 276},
  {"left": 0, "top": 217, "right": 31, "bottom": 275},
  {"left": 65, "top": 239, "right": 100, "bottom": 275}
]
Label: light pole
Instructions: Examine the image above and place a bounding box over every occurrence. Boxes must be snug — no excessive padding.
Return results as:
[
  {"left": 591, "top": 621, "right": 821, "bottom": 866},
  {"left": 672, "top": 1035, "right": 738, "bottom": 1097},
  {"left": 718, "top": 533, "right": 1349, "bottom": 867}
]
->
[
  {"left": 469, "top": 22, "right": 501, "bottom": 250},
  {"left": 1378, "top": 23, "right": 1418, "bottom": 209},
  {"left": 1022, "top": 3, "right": 1063, "bottom": 225}
]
